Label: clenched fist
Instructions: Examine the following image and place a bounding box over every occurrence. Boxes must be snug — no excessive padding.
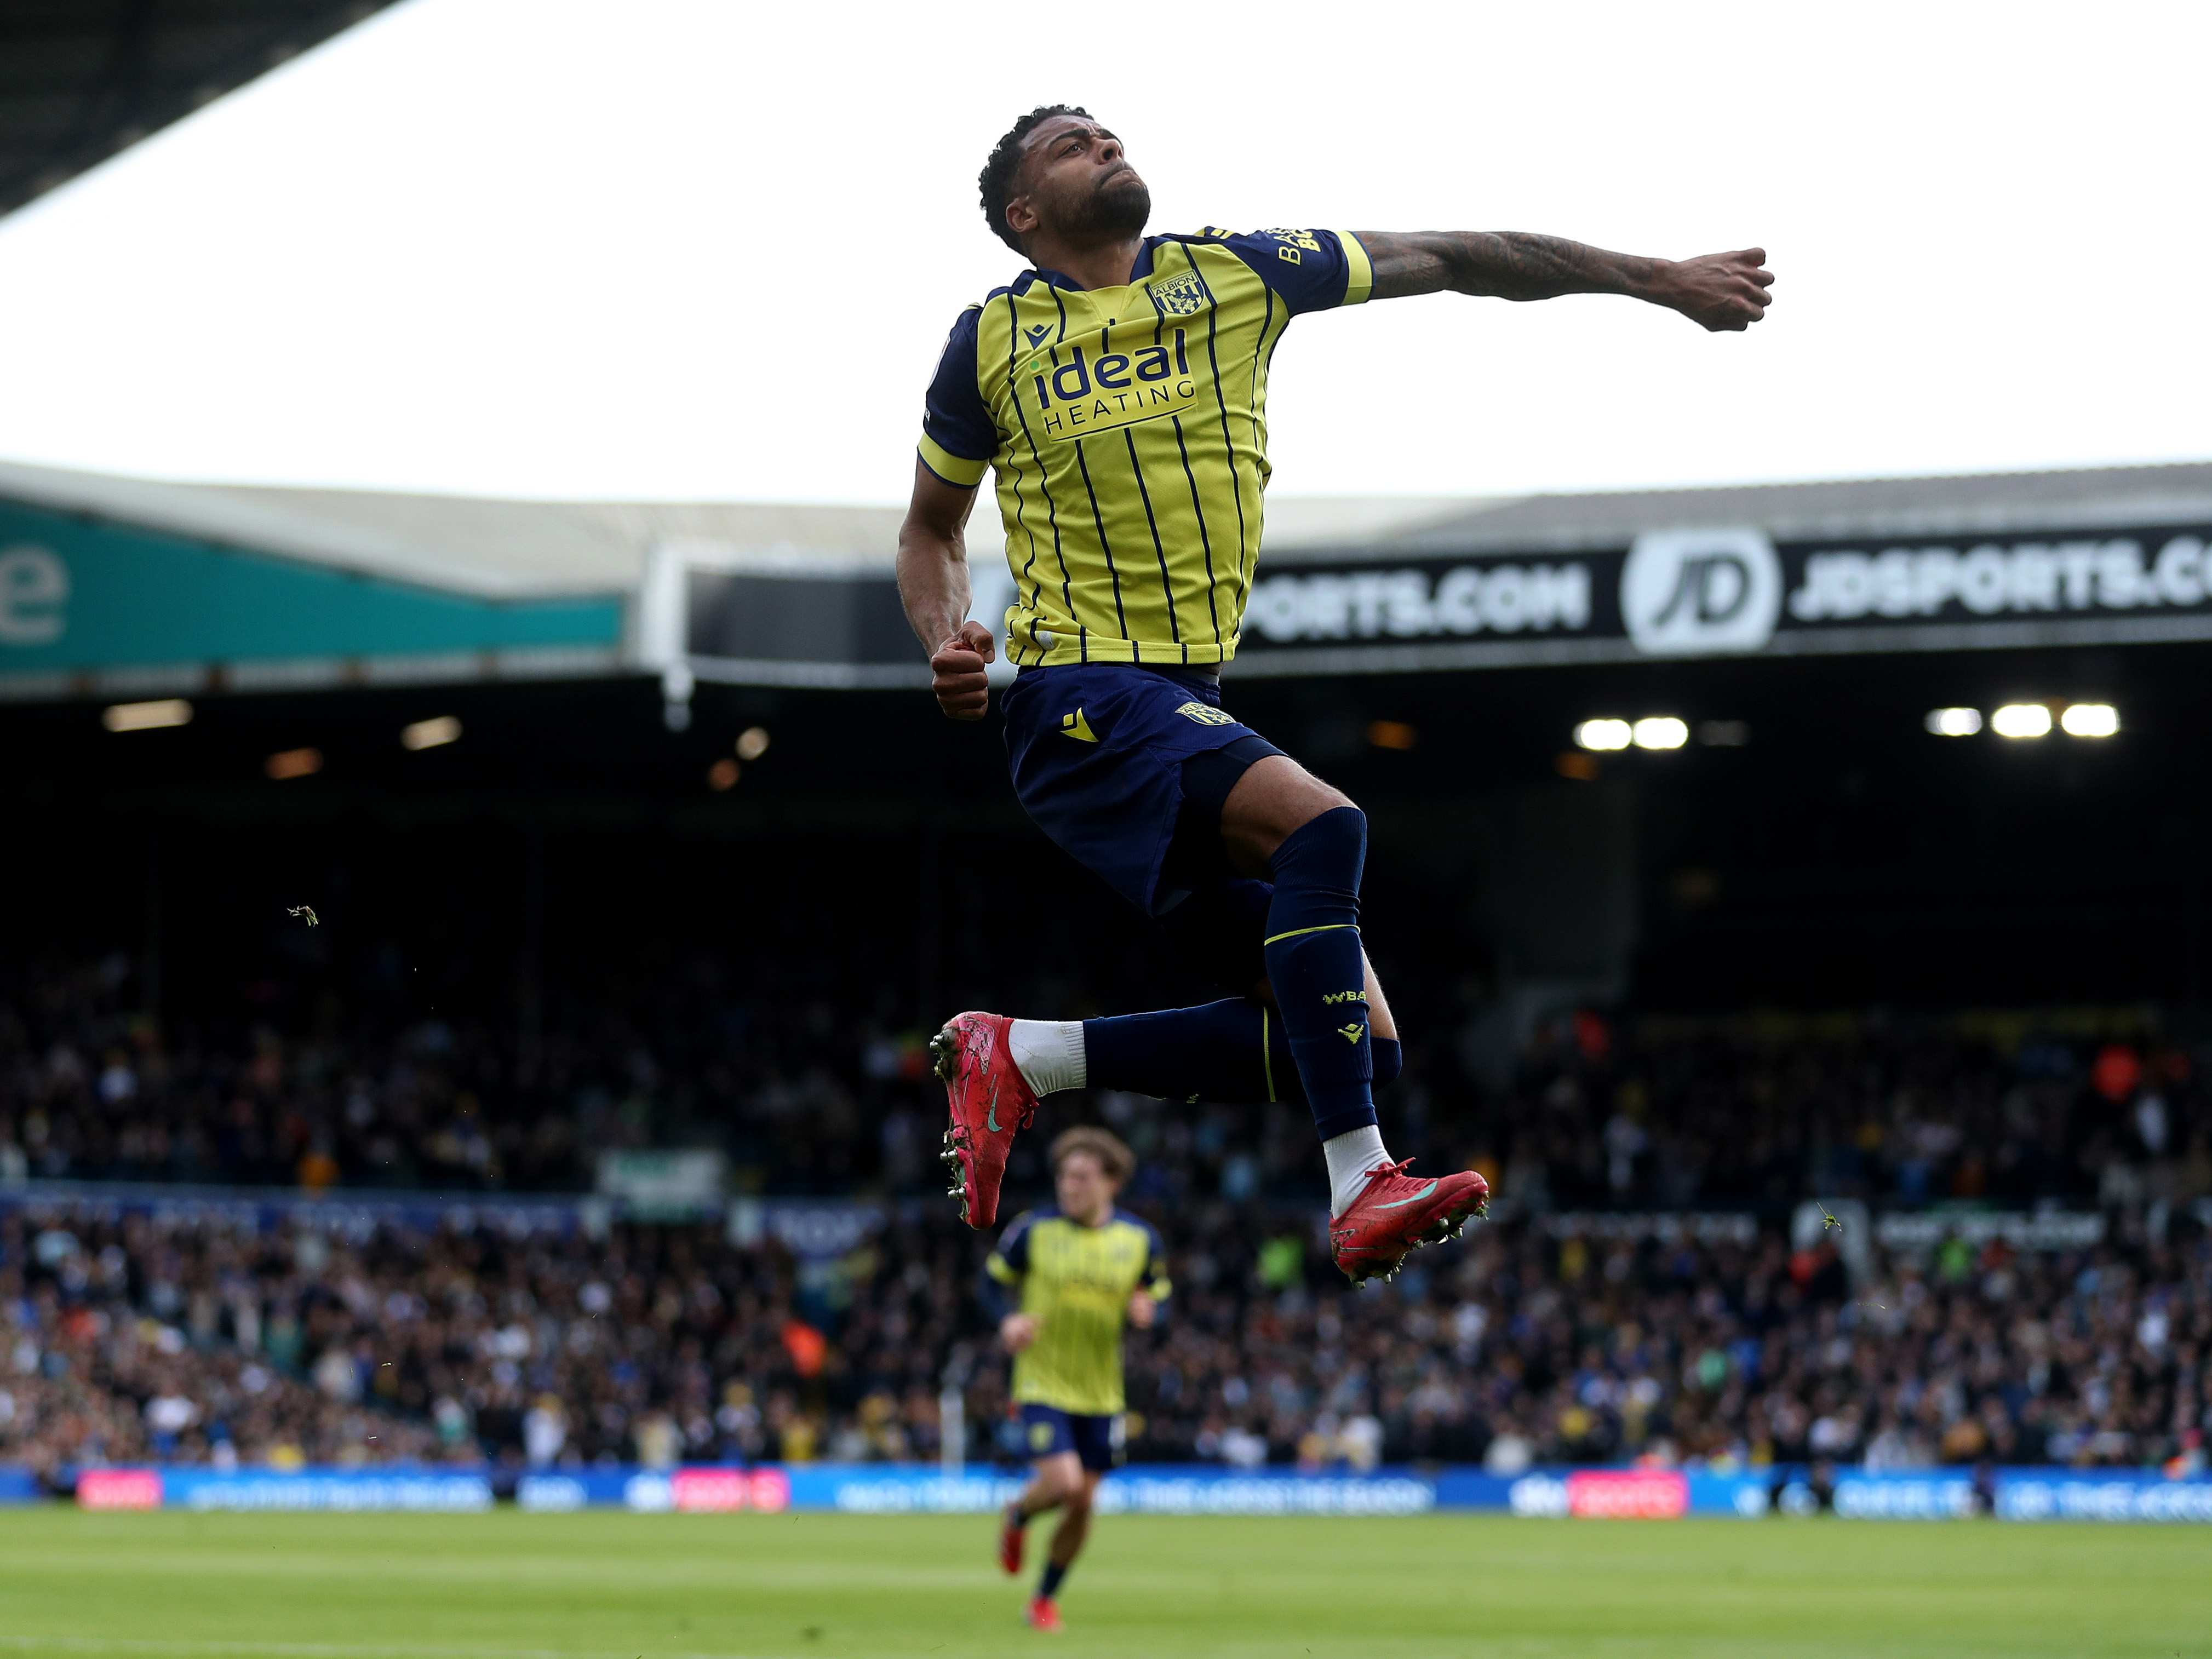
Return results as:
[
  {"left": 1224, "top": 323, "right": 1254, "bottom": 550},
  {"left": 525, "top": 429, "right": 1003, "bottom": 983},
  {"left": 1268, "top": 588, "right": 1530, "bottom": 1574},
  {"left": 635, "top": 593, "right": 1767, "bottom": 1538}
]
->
[
  {"left": 1658, "top": 248, "right": 1775, "bottom": 332},
  {"left": 931, "top": 620, "right": 996, "bottom": 721}
]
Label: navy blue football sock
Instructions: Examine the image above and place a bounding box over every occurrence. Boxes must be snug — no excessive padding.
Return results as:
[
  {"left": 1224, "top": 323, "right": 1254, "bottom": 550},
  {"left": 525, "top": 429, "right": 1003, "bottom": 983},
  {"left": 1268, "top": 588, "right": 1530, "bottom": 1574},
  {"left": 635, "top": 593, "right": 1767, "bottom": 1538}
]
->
[
  {"left": 1039, "top": 1561, "right": 1069, "bottom": 1600},
  {"left": 1262, "top": 806, "right": 1376, "bottom": 1141},
  {"left": 1081, "top": 1002, "right": 1398, "bottom": 1105},
  {"left": 1084, "top": 998, "right": 1282, "bottom": 1103}
]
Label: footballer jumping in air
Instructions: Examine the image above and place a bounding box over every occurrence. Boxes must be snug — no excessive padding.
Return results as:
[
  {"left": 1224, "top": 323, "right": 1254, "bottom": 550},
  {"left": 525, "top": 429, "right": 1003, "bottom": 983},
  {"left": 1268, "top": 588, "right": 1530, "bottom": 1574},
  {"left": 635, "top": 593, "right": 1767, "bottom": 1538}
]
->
[
  {"left": 978, "top": 1127, "right": 1166, "bottom": 1630},
  {"left": 899, "top": 106, "right": 1773, "bottom": 1283}
]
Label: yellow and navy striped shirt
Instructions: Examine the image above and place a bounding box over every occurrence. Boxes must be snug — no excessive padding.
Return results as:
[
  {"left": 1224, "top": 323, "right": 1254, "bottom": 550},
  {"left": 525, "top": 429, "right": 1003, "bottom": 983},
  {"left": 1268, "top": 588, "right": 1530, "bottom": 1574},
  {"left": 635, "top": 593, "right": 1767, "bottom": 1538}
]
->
[
  {"left": 985, "top": 1205, "right": 1171, "bottom": 1416},
  {"left": 919, "top": 228, "right": 1373, "bottom": 669}
]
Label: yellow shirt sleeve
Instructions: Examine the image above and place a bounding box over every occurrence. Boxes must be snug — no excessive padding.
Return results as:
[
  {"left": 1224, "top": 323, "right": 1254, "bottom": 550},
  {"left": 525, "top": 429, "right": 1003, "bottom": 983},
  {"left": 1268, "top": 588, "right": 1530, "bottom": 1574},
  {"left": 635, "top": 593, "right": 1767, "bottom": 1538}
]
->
[
  {"left": 1337, "top": 231, "right": 1374, "bottom": 307},
  {"left": 918, "top": 433, "right": 988, "bottom": 489}
]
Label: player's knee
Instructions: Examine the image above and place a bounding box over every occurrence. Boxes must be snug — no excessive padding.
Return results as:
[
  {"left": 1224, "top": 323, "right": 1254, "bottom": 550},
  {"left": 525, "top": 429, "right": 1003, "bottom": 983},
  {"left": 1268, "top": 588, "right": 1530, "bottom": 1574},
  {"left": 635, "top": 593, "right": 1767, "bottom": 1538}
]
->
[
  {"left": 1222, "top": 758, "right": 1360, "bottom": 872},
  {"left": 1267, "top": 802, "right": 1366, "bottom": 892},
  {"left": 1284, "top": 793, "right": 1362, "bottom": 851},
  {"left": 1309, "top": 780, "right": 1359, "bottom": 818}
]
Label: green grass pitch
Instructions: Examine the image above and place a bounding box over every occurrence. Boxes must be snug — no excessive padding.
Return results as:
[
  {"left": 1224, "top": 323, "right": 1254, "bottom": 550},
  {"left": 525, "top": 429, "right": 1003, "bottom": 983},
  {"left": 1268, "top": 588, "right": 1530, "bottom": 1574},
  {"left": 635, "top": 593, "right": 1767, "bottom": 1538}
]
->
[{"left": 0, "top": 1508, "right": 2205, "bottom": 1659}]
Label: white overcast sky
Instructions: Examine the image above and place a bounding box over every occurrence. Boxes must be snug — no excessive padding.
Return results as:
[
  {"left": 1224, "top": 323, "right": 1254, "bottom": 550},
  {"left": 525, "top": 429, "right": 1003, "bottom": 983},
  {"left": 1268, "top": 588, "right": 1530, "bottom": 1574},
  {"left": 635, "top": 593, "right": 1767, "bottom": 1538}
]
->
[{"left": 0, "top": 0, "right": 2205, "bottom": 506}]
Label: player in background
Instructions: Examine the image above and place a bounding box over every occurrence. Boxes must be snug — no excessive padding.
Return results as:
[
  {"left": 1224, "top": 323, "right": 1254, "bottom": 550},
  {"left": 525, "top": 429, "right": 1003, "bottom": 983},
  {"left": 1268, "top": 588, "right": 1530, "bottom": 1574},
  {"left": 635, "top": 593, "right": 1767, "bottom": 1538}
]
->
[
  {"left": 902, "top": 107, "right": 1773, "bottom": 1283},
  {"left": 979, "top": 1126, "right": 1167, "bottom": 1632}
]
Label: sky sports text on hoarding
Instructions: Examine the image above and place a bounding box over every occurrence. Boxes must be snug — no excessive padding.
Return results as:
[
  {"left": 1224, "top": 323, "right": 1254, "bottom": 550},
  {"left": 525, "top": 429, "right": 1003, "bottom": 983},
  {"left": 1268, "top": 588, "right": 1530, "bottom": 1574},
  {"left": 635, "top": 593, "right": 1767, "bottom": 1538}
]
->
[{"left": 1233, "top": 522, "right": 2212, "bottom": 672}]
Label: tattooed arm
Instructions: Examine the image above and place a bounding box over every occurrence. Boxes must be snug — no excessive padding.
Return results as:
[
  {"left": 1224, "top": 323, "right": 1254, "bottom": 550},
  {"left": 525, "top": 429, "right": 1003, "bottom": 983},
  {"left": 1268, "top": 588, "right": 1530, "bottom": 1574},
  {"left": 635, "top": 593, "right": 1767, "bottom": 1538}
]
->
[{"left": 1355, "top": 231, "right": 1774, "bottom": 332}]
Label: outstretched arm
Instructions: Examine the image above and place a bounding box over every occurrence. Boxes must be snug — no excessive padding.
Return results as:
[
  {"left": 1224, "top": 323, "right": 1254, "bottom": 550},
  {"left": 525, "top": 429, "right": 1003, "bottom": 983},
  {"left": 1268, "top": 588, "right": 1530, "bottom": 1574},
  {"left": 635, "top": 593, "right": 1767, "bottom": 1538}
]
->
[
  {"left": 896, "top": 458, "right": 993, "bottom": 720},
  {"left": 1356, "top": 232, "right": 1773, "bottom": 332}
]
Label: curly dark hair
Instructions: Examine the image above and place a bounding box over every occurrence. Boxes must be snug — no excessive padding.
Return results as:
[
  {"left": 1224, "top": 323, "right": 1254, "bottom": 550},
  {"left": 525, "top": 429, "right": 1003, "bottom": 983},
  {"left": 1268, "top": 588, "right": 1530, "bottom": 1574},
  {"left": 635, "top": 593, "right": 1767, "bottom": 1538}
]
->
[{"left": 977, "top": 104, "right": 1090, "bottom": 255}]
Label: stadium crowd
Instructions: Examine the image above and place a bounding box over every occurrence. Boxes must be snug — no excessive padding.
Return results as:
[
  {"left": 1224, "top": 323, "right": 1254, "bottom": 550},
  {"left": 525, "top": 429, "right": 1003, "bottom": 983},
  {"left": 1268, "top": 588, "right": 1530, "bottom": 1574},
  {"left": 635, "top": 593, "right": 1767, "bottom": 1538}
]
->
[
  {"left": 4, "top": 945, "right": 2210, "bottom": 1479},
  {"left": 5, "top": 947, "right": 2210, "bottom": 1216},
  {"left": 2, "top": 1191, "right": 2205, "bottom": 1480}
]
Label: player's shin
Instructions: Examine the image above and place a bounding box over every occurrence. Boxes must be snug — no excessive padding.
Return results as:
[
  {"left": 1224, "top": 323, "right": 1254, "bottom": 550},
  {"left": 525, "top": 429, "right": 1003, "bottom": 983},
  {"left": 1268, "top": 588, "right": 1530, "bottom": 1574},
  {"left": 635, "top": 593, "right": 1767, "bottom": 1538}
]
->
[
  {"left": 1079, "top": 998, "right": 1270, "bottom": 1100},
  {"left": 1261, "top": 807, "right": 1394, "bottom": 1213},
  {"left": 1019, "top": 992, "right": 1402, "bottom": 1118},
  {"left": 1080, "top": 1000, "right": 1401, "bottom": 1103}
]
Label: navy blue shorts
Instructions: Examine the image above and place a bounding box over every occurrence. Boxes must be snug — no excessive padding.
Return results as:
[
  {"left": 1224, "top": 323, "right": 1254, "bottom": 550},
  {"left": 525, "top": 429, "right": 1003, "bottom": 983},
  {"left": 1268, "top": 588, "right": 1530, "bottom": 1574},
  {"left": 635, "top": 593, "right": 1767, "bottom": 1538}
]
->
[
  {"left": 1018, "top": 1403, "right": 1122, "bottom": 1472},
  {"left": 1002, "top": 664, "right": 1281, "bottom": 915}
]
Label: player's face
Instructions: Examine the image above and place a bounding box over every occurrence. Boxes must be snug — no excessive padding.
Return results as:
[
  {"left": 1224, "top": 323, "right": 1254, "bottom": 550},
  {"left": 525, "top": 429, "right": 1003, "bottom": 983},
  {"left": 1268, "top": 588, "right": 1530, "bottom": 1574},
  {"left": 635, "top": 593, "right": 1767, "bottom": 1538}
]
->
[
  {"left": 1054, "top": 1150, "right": 1118, "bottom": 1222},
  {"left": 1012, "top": 116, "right": 1150, "bottom": 247}
]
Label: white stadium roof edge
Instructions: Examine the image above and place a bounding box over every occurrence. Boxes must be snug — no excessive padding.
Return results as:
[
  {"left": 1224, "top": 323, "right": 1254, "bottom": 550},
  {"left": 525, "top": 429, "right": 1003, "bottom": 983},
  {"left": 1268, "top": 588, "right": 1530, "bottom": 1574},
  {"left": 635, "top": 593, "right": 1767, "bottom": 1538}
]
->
[
  {"left": 5, "top": 455, "right": 2212, "bottom": 702},
  {"left": 8, "top": 455, "right": 2212, "bottom": 599}
]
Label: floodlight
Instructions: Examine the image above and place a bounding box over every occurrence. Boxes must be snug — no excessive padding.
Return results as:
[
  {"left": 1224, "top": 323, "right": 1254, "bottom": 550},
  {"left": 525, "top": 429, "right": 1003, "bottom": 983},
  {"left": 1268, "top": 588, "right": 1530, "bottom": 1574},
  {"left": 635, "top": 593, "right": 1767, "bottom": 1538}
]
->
[
  {"left": 736, "top": 726, "right": 771, "bottom": 761},
  {"left": 1575, "top": 719, "right": 1632, "bottom": 751},
  {"left": 2059, "top": 703, "right": 2118, "bottom": 738},
  {"left": 1924, "top": 708, "right": 1982, "bottom": 737},
  {"left": 1991, "top": 704, "right": 2052, "bottom": 739},
  {"left": 1632, "top": 716, "right": 1689, "bottom": 750},
  {"left": 401, "top": 715, "right": 462, "bottom": 751},
  {"left": 102, "top": 699, "right": 192, "bottom": 732}
]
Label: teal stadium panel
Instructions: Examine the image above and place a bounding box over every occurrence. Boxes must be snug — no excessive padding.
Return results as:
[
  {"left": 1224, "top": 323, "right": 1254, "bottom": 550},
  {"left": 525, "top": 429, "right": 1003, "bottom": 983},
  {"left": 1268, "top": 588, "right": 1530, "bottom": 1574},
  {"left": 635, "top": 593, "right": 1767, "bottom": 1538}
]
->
[{"left": 0, "top": 500, "right": 624, "bottom": 685}]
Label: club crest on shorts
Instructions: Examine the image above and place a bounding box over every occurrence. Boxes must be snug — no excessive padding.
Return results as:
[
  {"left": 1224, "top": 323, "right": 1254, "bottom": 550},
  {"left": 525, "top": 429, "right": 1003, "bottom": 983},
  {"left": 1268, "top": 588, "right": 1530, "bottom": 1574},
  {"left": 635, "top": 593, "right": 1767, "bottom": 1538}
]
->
[
  {"left": 1176, "top": 701, "right": 1236, "bottom": 727},
  {"left": 1148, "top": 271, "right": 1207, "bottom": 317}
]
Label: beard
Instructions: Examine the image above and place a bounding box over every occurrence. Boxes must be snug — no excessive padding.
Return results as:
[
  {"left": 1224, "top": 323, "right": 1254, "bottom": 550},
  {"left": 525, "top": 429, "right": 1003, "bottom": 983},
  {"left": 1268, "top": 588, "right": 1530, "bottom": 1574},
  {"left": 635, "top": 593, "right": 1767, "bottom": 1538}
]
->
[{"left": 1063, "top": 170, "right": 1151, "bottom": 240}]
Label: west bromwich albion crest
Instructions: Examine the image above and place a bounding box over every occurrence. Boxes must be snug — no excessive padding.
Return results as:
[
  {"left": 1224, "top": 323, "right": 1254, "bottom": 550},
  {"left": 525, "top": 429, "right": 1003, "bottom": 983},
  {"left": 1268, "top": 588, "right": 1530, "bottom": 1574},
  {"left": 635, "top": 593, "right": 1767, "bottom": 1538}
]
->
[{"left": 1149, "top": 269, "right": 1207, "bottom": 317}]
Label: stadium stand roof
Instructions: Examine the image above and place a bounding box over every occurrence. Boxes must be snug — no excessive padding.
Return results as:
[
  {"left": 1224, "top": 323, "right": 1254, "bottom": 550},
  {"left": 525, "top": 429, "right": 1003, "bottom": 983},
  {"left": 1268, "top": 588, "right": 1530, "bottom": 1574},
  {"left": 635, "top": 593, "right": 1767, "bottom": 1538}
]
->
[
  {"left": 0, "top": 1, "right": 399, "bottom": 220},
  {"left": 9, "top": 456, "right": 2212, "bottom": 596},
  {"left": 0, "top": 458, "right": 1477, "bottom": 595},
  {"left": 4, "top": 456, "right": 2211, "bottom": 699},
  {"left": 1371, "top": 461, "right": 2212, "bottom": 561}
]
